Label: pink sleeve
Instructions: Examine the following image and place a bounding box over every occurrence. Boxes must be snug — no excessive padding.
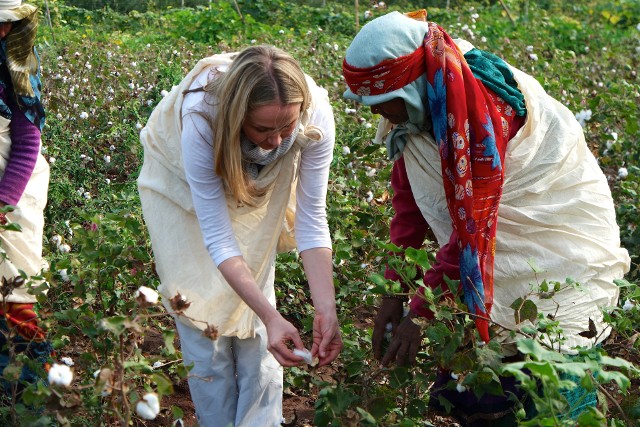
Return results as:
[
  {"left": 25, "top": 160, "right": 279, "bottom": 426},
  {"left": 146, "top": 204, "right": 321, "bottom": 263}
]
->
[{"left": 0, "top": 93, "right": 41, "bottom": 206}]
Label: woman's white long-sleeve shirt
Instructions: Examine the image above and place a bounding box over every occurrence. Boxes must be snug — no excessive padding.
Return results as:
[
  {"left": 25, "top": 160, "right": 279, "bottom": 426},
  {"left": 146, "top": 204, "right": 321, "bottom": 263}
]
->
[{"left": 180, "top": 68, "right": 335, "bottom": 266}]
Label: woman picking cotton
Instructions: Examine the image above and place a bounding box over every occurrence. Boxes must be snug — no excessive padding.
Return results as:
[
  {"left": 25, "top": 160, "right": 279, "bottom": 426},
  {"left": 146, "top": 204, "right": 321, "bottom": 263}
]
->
[
  {"left": 342, "top": 10, "right": 630, "bottom": 425},
  {"left": 0, "top": 0, "right": 51, "bottom": 394},
  {"left": 138, "top": 45, "right": 342, "bottom": 426}
]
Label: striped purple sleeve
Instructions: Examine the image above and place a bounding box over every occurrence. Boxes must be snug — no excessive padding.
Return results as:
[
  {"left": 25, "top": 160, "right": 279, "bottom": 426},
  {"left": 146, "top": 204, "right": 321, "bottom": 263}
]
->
[{"left": 0, "top": 92, "right": 41, "bottom": 206}]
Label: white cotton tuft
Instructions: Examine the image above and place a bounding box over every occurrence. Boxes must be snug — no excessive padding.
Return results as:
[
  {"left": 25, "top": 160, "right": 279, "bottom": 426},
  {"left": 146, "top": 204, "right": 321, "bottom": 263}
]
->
[
  {"left": 623, "top": 299, "right": 635, "bottom": 311},
  {"left": 293, "top": 348, "right": 313, "bottom": 364},
  {"left": 617, "top": 167, "right": 628, "bottom": 179},
  {"left": 136, "top": 286, "right": 159, "bottom": 304},
  {"left": 136, "top": 393, "right": 161, "bottom": 420},
  {"left": 48, "top": 363, "right": 73, "bottom": 387}
]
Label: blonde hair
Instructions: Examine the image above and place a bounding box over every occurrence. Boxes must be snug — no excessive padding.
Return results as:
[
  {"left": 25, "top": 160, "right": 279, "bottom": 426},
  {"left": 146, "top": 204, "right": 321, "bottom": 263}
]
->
[{"left": 204, "top": 45, "right": 311, "bottom": 207}]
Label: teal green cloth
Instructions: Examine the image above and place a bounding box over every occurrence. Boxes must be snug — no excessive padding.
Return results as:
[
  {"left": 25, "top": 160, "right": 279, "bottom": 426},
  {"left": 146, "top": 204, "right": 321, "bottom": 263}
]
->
[
  {"left": 559, "top": 372, "right": 597, "bottom": 420},
  {"left": 464, "top": 48, "right": 527, "bottom": 117}
]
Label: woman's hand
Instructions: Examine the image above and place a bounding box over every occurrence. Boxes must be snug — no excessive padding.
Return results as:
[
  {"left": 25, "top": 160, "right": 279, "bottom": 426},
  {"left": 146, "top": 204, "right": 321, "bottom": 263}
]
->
[
  {"left": 263, "top": 313, "right": 307, "bottom": 367},
  {"left": 300, "top": 247, "right": 343, "bottom": 365},
  {"left": 218, "top": 256, "right": 307, "bottom": 366},
  {"left": 372, "top": 297, "right": 405, "bottom": 360},
  {"left": 311, "top": 310, "right": 342, "bottom": 366},
  {"left": 381, "top": 310, "right": 422, "bottom": 367}
]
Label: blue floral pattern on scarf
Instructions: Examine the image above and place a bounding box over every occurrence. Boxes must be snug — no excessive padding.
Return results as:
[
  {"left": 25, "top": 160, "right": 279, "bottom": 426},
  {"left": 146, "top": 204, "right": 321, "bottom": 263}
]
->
[
  {"left": 459, "top": 244, "right": 485, "bottom": 315},
  {"left": 427, "top": 68, "right": 447, "bottom": 148},
  {"left": 481, "top": 113, "right": 501, "bottom": 170}
]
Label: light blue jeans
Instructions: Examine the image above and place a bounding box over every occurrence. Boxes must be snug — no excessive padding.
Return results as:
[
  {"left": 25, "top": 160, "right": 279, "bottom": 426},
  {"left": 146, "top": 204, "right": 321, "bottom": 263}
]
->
[{"left": 175, "top": 320, "right": 283, "bottom": 427}]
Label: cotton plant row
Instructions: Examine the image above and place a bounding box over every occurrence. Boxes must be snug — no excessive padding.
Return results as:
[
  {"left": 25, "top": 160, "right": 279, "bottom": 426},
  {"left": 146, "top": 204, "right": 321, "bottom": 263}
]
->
[
  {"left": 41, "top": 284, "right": 192, "bottom": 423},
  {"left": 22, "top": 220, "right": 224, "bottom": 426}
]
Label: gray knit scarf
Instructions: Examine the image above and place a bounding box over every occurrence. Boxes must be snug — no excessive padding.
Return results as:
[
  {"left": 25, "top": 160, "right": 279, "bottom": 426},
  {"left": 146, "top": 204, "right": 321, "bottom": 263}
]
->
[{"left": 241, "top": 123, "right": 300, "bottom": 179}]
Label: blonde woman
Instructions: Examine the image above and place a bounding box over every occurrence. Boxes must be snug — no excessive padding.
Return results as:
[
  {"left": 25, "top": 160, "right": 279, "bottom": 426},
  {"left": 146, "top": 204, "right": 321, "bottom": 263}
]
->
[{"left": 138, "top": 45, "right": 342, "bottom": 426}]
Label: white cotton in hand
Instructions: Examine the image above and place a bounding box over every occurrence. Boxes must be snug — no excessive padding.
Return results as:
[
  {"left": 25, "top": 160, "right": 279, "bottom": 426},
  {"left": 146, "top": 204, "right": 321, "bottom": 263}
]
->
[
  {"left": 293, "top": 348, "right": 313, "bottom": 364},
  {"left": 293, "top": 348, "right": 319, "bottom": 366}
]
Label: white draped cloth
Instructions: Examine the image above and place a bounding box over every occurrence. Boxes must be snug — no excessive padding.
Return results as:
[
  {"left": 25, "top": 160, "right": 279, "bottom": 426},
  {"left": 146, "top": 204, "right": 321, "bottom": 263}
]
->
[
  {"left": 0, "top": 115, "right": 49, "bottom": 303},
  {"left": 377, "top": 41, "right": 631, "bottom": 351}
]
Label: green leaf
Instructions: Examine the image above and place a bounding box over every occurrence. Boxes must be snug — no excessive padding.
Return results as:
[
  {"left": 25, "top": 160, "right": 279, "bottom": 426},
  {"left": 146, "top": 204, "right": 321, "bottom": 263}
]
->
[
  {"left": 152, "top": 372, "right": 174, "bottom": 395},
  {"left": 172, "top": 405, "right": 184, "bottom": 420},
  {"left": 523, "top": 361, "right": 557, "bottom": 380},
  {"left": 599, "top": 355, "right": 640, "bottom": 372},
  {"left": 435, "top": 394, "right": 454, "bottom": 413},
  {"left": 369, "top": 273, "right": 388, "bottom": 287},
  {"left": 580, "top": 373, "right": 595, "bottom": 391},
  {"left": 595, "top": 370, "right": 631, "bottom": 391},
  {"left": 540, "top": 280, "right": 549, "bottom": 292},
  {"left": 512, "top": 299, "right": 538, "bottom": 324},
  {"left": 556, "top": 361, "right": 591, "bottom": 379},
  {"left": 516, "top": 339, "right": 567, "bottom": 362},
  {"left": 356, "top": 407, "right": 377, "bottom": 426},
  {"left": 405, "top": 247, "right": 431, "bottom": 270},
  {"left": 99, "top": 315, "right": 128, "bottom": 335}
]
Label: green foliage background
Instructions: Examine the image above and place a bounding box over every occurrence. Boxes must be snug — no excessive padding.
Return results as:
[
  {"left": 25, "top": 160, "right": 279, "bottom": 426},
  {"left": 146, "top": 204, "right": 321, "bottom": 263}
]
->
[{"left": 5, "top": 0, "right": 638, "bottom": 425}]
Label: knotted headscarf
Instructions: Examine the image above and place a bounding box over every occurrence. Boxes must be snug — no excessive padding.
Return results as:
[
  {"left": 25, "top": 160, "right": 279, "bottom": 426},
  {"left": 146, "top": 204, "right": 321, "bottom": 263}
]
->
[
  {"left": 343, "top": 11, "right": 525, "bottom": 342},
  {"left": 0, "top": 1, "right": 45, "bottom": 130}
]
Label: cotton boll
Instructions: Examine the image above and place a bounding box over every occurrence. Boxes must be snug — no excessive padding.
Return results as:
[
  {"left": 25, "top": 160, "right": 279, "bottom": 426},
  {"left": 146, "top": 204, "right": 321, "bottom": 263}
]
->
[
  {"left": 623, "top": 299, "right": 635, "bottom": 311},
  {"left": 58, "top": 269, "right": 70, "bottom": 282},
  {"left": 575, "top": 109, "right": 592, "bottom": 127},
  {"left": 136, "top": 286, "right": 159, "bottom": 305},
  {"left": 365, "top": 191, "right": 374, "bottom": 203},
  {"left": 51, "top": 234, "right": 62, "bottom": 248},
  {"left": 136, "top": 393, "right": 160, "bottom": 420},
  {"left": 48, "top": 363, "right": 73, "bottom": 387},
  {"left": 617, "top": 167, "right": 628, "bottom": 179}
]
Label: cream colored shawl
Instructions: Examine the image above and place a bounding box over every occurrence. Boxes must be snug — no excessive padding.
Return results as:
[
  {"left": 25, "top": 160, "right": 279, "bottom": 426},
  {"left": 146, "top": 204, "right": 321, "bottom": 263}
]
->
[{"left": 138, "top": 54, "right": 326, "bottom": 338}]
